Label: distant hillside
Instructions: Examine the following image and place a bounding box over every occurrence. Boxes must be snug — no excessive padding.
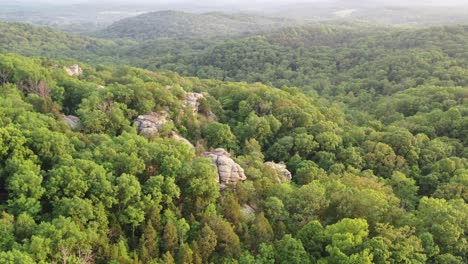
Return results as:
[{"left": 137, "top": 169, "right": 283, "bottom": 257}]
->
[
  {"left": 96, "top": 10, "right": 297, "bottom": 40},
  {"left": 0, "top": 22, "right": 119, "bottom": 61},
  {"left": 264, "top": 1, "right": 468, "bottom": 26},
  {"left": 120, "top": 24, "right": 468, "bottom": 106},
  {"left": 3, "top": 21, "right": 467, "bottom": 107},
  {"left": 0, "top": 21, "right": 148, "bottom": 65}
]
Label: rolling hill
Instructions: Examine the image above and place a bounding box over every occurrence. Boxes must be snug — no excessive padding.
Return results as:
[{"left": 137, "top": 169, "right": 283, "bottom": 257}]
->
[
  {"left": 0, "top": 21, "right": 118, "bottom": 61},
  {"left": 0, "top": 5, "right": 467, "bottom": 263},
  {"left": 96, "top": 10, "right": 298, "bottom": 40}
]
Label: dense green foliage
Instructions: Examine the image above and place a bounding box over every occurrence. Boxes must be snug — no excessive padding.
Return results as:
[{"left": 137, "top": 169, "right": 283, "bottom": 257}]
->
[
  {"left": 95, "top": 11, "right": 296, "bottom": 40},
  {"left": 1, "top": 21, "right": 466, "bottom": 110},
  {"left": 0, "top": 22, "right": 118, "bottom": 62},
  {"left": 4, "top": 21, "right": 466, "bottom": 114},
  {"left": 0, "top": 51, "right": 466, "bottom": 263},
  {"left": 0, "top": 10, "right": 467, "bottom": 264},
  {"left": 132, "top": 25, "right": 468, "bottom": 101}
]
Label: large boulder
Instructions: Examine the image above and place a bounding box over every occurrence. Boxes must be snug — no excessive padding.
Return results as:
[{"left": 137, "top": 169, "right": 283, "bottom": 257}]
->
[
  {"left": 168, "top": 131, "right": 194, "bottom": 149},
  {"left": 64, "top": 115, "right": 80, "bottom": 129},
  {"left": 134, "top": 111, "right": 169, "bottom": 137},
  {"left": 264, "top": 162, "right": 292, "bottom": 181},
  {"left": 182, "top": 92, "right": 204, "bottom": 113},
  {"left": 203, "top": 148, "right": 247, "bottom": 188},
  {"left": 64, "top": 64, "right": 83, "bottom": 77}
]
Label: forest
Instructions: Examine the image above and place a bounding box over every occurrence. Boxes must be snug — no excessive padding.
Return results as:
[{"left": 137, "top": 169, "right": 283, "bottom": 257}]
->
[
  {"left": 95, "top": 11, "right": 296, "bottom": 40},
  {"left": 0, "top": 7, "right": 467, "bottom": 264}
]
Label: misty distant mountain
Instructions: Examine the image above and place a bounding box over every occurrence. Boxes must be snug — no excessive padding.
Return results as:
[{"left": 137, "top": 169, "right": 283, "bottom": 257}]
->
[
  {"left": 261, "top": 1, "right": 468, "bottom": 25},
  {"left": 3, "top": 0, "right": 468, "bottom": 34},
  {"left": 96, "top": 10, "right": 298, "bottom": 40}
]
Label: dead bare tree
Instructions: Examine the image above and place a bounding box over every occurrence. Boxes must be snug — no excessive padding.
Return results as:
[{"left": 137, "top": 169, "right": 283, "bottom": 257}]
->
[
  {"left": 77, "top": 247, "right": 95, "bottom": 264},
  {"left": 20, "top": 78, "right": 50, "bottom": 98},
  {"left": 59, "top": 246, "right": 70, "bottom": 264},
  {"left": 59, "top": 246, "right": 95, "bottom": 264},
  {"left": 0, "top": 70, "right": 10, "bottom": 84},
  {"left": 96, "top": 100, "right": 114, "bottom": 113}
]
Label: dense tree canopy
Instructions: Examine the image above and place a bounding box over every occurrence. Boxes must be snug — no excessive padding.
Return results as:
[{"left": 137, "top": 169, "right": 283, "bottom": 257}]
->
[
  {"left": 0, "top": 52, "right": 465, "bottom": 263},
  {"left": 0, "top": 11, "right": 466, "bottom": 263}
]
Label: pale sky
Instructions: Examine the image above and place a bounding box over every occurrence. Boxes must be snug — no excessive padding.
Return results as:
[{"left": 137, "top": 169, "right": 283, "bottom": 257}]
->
[{"left": 8, "top": 0, "right": 468, "bottom": 5}]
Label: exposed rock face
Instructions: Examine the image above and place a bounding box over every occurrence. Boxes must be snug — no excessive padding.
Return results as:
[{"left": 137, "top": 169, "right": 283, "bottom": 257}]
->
[
  {"left": 180, "top": 91, "right": 218, "bottom": 120},
  {"left": 134, "top": 111, "right": 169, "bottom": 136},
  {"left": 64, "top": 64, "right": 83, "bottom": 77},
  {"left": 203, "top": 148, "right": 247, "bottom": 188},
  {"left": 182, "top": 92, "right": 204, "bottom": 113},
  {"left": 168, "top": 131, "right": 194, "bottom": 149},
  {"left": 207, "top": 111, "right": 218, "bottom": 121},
  {"left": 241, "top": 204, "right": 256, "bottom": 218},
  {"left": 265, "top": 162, "right": 292, "bottom": 181},
  {"left": 64, "top": 115, "right": 79, "bottom": 129}
]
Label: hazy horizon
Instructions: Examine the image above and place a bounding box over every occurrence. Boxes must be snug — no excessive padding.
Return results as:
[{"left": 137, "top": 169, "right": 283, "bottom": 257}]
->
[
  {"left": 5, "top": 0, "right": 468, "bottom": 7},
  {"left": 3, "top": 0, "right": 468, "bottom": 33}
]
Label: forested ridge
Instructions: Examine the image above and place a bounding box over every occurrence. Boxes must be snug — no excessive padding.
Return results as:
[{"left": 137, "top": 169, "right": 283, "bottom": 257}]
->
[
  {"left": 0, "top": 11, "right": 467, "bottom": 264},
  {"left": 0, "top": 22, "right": 117, "bottom": 61},
  {"left": 1, "top": 21, "right": 466, "bottom": 113},
  {"left": 95, "top": 11, "right": 297, "bottom": 40},
  {"left": 0, "top": 51, "right": 466, "bottom": 263}
]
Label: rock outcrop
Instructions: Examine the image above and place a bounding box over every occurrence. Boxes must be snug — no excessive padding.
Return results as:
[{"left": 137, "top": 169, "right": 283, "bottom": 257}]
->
[
  {"left": 134, "top": 111, "right": 169, "bottom": 137},
  {"left": 182, "top": 92, "right": 204, "bottom": 113},
  {"left": 179, "top": 91, "right": 218, "bottom": 120},
  {"left": 207, "top": 111, "right": 218, "bottom": 121},
  {"left": 264, "top": 162, "right": 292, "bottom": 181},
  {"left": 241, "top": 204, "right": 256, "bottom": 218},
  {"left": 64, "top": 115, "right": 79, "bottom": 129},
  {"left": 203, "top": 148, "right": 247, "bottom": 188},
  {"left": 64, "top": 64, "right": 83, "bottom": 77},
  {"left": 168, "top": 131, "right": 194, "bottom": 149}
]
